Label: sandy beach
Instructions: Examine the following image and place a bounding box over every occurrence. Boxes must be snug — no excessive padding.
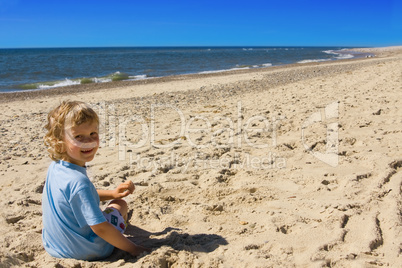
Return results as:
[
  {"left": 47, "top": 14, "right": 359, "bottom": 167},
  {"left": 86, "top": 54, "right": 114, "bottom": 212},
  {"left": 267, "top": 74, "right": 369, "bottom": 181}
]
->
[{"left": 0, "top": 46, "right": 401, "bottom": 267}]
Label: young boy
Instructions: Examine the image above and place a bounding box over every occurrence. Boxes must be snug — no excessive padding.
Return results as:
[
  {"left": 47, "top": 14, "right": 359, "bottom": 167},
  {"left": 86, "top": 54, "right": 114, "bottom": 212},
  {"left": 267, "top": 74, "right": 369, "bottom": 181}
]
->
[{"left": 42, "top": 101, "right": 149, "bottom": 260}]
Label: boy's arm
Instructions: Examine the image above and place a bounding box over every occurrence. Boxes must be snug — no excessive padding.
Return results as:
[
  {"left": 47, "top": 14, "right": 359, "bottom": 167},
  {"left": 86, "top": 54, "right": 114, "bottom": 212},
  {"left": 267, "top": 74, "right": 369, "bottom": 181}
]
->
[
  {"left": 97, "top": 180, "right": 135, "bottom": 201},
  {"left": 91, "top": 221, "right": 150, "bottom": 256},
  {"left": 97, "top": 189, "right": 120, "bottom": 201}
]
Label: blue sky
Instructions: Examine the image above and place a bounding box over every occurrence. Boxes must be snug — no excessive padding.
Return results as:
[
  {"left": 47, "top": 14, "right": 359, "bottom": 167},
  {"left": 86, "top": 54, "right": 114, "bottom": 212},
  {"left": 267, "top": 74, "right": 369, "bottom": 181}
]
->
[{"left": 0, "top": 0, "right": 401, "bottom": 48}]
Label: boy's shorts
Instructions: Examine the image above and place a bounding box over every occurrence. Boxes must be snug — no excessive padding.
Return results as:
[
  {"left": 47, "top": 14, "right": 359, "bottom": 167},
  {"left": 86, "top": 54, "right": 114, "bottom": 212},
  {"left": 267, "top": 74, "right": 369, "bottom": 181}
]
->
[{"left": 102, "top": 207, "right": 127, "bottom": 234}]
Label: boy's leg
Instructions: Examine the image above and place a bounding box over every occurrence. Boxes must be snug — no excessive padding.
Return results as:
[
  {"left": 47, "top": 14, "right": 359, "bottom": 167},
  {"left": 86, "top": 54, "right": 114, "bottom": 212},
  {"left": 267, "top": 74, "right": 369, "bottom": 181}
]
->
[
  {"left": 107, "top": 199, "right": 128, "bottom": 222},
  {"left": 103, "top": 199, "right": 129, "bottom": 233}
]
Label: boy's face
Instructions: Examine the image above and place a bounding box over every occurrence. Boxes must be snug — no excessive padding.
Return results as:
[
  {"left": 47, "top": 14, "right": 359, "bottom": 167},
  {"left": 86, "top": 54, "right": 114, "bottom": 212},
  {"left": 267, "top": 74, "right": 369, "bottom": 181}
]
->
[{"left": 62, "top": 121, "right": 99, "bottom": 167}]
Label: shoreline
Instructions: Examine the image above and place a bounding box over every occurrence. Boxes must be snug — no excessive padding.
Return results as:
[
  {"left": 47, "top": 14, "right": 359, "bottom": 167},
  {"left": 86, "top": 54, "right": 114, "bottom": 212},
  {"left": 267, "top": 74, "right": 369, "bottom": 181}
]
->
[{"left": 1, "top": 46, "right": 395, "bottom": 103}]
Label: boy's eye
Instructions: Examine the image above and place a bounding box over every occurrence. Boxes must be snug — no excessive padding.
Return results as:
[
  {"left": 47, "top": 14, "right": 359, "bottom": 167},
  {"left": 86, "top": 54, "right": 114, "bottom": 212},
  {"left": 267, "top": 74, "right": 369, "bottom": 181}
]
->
[
  {"left": 90, "top": 132, "right": 98, "bottom": 137},
  {"left": 74, "top": 135, "right": 84, "bottom": 141}
]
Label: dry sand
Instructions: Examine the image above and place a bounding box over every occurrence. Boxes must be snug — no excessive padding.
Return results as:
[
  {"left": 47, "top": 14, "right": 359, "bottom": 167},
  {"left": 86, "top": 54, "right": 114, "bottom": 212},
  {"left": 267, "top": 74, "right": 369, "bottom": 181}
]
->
[{"left": 0, "top": 46, "right": 401, "bottom": 267}]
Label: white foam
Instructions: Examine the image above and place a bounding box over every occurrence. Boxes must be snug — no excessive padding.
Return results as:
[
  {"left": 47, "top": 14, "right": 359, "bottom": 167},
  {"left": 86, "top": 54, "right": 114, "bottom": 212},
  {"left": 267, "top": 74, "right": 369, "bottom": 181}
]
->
[
  {"left": 323, "top": 50, "right": 338, "bottom": 55},
  {"left": 336, "top": 53, "right": 354, "bottom": 59},
  {"left": 230, "top": 67, "right": 251, "bottom": 71},
  {"left": 198, "top": 70, "right": 222, "bottom": 74},
  {"left": 262, "top": 63, "right": 272, "bottom": 67},
  {"left": 297, "top": 59, "right": 330, "bottom": 64},
  {"left": 36, "top": 73, "right": 148, "bottom": 90},
  {"left": 323, "top": 50, "right": 354, "bottom": 60},
  {"left": 94, "top": 77, "right": 112, "bottom": 83},
  {"left": 128, "top": 74, "right": 148, "bottom": 80},
  {"left": 198, "top": 67, "right": 250, "bottom": 74},
  {"left": 38, "top": 78, "right": 80, "bottom": 89}
]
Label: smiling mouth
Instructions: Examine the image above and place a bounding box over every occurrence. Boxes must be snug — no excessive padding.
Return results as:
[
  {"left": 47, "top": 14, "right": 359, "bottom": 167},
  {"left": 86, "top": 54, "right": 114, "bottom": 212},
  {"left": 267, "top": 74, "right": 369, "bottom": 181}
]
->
[{"left": 81, "top": 148, "right": 94, "bottom": 154}]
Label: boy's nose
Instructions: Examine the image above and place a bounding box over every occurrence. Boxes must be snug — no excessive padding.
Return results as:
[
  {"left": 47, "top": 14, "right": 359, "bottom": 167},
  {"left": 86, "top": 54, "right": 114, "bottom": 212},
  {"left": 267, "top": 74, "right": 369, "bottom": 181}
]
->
[
  {"left": 80, "top": 140, "right": 98, "bottom": 149},
  {"left": 83, "top": 136, "right": 96, "bottom": 142},
  {"left": 77, "top": 135, "right": 99, "bottom": 146}
]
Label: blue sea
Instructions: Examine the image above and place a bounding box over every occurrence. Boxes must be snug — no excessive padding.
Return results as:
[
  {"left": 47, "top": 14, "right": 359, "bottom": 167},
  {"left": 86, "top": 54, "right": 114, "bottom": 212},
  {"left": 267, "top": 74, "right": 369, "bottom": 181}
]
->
[{"left": 0, "top": 47, "right": 362, "bottom": 93}]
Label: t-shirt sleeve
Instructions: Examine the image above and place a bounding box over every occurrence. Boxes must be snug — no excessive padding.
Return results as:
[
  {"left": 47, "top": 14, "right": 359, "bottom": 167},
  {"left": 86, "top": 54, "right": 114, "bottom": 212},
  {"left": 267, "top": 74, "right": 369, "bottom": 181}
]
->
[{"left": 70, "top": 187, "right": 106, "bottom": 227}]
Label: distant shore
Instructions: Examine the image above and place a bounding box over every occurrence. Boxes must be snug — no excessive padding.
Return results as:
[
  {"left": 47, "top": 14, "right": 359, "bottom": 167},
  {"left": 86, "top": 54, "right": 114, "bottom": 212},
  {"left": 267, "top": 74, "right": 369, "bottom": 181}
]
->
[{"left": 1, "top": 46, "right": 400, "bottom": 103}]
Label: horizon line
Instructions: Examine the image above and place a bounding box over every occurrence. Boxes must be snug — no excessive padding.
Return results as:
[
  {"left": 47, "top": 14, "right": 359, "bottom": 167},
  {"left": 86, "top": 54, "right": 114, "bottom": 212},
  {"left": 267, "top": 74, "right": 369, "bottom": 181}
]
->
[{"left": 0, "top": 45, "right": 374, "bottom": 50}]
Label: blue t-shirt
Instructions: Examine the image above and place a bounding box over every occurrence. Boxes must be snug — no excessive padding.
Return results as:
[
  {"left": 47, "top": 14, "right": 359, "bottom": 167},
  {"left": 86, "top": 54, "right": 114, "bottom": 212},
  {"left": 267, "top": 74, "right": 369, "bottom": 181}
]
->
[{"left": 42, "top": 160, "right": 114, "bottom": 260}]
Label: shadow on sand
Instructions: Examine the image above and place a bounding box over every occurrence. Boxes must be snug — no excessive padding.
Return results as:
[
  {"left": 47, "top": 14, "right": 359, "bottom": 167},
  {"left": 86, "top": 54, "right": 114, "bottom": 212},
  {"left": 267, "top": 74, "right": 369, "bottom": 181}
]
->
[
  {"left": 126, "top": 225, "right": 228, "bottom": 253},
  {"left": 104, "top": 225, "right": 228, "bottom": 263}
]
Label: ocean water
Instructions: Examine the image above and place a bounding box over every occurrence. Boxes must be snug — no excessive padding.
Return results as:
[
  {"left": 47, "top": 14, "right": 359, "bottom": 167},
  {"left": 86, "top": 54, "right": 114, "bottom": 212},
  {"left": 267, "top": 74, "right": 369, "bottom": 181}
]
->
[{"left": 0, "top": 47, "right": 361, "bottom": 93}]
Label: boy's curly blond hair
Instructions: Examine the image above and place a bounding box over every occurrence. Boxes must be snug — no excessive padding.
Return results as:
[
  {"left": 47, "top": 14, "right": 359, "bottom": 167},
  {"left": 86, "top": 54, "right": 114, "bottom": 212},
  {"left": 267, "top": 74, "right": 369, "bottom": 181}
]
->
[{"left": 44, "top": 101, "right": 99, "bottom": 161}]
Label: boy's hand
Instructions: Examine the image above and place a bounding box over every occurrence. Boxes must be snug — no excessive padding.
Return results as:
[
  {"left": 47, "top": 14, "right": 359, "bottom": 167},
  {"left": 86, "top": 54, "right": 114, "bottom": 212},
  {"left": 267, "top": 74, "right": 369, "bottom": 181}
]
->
[
  {"left": 113, "top": 180, "right": 135, "bottom": 199},
  {"left": 91, "top": 221, "right": 151, "bottom": 257},
  {"left": 129, "top": 244, "right": 152, "bottom": 256}
]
